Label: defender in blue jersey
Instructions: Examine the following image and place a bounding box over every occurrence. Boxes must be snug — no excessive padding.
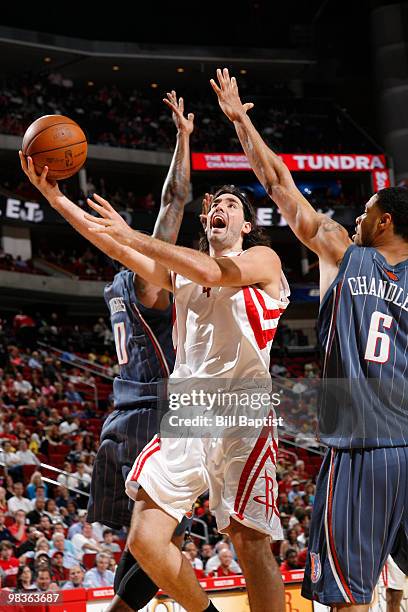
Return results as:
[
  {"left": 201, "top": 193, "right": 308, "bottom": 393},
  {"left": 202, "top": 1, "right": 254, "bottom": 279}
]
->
[
  {"left": 212, "top": 69, "right": 408, "bottom": 610},
  {"left": 20, "top": 91, "right": 194, "bottom": 612}
]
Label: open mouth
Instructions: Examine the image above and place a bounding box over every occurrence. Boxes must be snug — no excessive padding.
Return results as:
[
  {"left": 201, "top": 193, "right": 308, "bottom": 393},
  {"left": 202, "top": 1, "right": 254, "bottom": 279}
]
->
[{"left": 211, "top": 214, "right": 227, "bottom": 229}]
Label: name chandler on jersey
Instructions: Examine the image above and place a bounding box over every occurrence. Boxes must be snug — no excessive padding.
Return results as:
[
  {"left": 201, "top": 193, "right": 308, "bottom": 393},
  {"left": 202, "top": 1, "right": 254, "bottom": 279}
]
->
[
  {"left": 109, "top": 297, "right": 126, "bottom": 315},
  {"left": 348, "top": 275, "right": 408, "bottom": 311}
]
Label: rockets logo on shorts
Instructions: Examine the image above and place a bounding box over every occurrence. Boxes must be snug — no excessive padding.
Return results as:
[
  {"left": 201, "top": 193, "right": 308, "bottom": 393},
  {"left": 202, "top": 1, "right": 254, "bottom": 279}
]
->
[
  {"left": 310, "top": 552, "right": 322, "bottom": 583},
  {"left": 253, "top": 469, "right": 277, "bottom": 522}
]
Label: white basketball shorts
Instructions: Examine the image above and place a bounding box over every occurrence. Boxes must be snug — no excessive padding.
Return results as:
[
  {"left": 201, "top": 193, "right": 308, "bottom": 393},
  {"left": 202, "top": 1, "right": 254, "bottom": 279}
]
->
[{"left": 126, "top": 424, "right": 283, "bottom": 539}]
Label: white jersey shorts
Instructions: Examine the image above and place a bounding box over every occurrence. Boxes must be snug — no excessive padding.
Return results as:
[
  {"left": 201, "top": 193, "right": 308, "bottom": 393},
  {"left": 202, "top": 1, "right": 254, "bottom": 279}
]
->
[
  {"left": 386, "top": 555, "right": 408, "bottom": 592},
  {"left": 126, "top": 420, "right": 283, "bottom": 539}
]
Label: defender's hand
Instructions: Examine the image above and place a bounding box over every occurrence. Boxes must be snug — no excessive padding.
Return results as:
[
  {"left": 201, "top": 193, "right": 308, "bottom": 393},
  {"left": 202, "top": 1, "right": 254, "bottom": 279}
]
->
[
  {"left": 163, "top": 90, "right": 194, "bottom": 135},
  {"left": 210, "top": 68, "right": 254, "bottom": 122}
]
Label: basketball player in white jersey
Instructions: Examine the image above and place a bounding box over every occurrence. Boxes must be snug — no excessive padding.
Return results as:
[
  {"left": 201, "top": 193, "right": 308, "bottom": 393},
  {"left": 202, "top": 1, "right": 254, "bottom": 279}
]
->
[{"left": 82, "top": 175, "right": 289, "bottom": 610}]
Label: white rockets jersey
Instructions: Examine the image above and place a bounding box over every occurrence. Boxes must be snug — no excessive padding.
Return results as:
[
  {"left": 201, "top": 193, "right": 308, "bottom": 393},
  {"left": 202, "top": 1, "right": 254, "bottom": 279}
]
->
[{"left": 171, "top": 251, "right": 290, "bottom": 387}]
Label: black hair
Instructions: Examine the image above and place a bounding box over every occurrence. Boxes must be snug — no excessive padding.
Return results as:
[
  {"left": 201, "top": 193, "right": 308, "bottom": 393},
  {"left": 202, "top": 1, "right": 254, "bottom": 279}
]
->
[
  {"left": 199, "top": 185, "right": 270, "bottom": 253},
  {"left": 376, "top": 186, "right": 408, "bottom": 240}
]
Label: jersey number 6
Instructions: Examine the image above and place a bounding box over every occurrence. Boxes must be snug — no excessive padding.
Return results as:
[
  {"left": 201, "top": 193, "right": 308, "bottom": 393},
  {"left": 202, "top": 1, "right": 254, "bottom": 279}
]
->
[{"left": 364, "top": 311, "right": 393, "bottom": 364}]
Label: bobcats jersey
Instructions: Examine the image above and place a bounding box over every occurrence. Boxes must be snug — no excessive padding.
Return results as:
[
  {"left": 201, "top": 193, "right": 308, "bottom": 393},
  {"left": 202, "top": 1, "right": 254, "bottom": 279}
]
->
[
  {"left": 104, "top": 270, "right": 174, "bottom": 408},
  {"left": 318, "top": 245, "right": 408, "bottom": 448}
]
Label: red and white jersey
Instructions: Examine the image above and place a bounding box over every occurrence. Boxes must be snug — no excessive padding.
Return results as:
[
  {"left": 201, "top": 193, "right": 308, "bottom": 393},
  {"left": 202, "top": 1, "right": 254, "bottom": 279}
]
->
[{"left": 171, "top": 251, "right": 290, "bottom": 386}]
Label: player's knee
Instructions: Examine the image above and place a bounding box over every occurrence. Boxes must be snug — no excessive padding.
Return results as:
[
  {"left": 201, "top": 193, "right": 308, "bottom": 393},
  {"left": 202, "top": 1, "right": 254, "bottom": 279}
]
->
[
  {"left": 228, "top": 519, "right": 271, "bottom": 557},
  {"left": 127, "top": 520, "right": 153, "bottom": 561}
]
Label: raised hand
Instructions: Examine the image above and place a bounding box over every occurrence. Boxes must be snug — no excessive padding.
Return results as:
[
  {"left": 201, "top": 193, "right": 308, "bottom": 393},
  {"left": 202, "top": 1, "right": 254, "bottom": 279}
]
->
[
  {"left": 163, "top": 90, "right": 194, "bottom": 135},
  {"left": 84, "top": 194, "right": 135, "bottom": 246},
  {"left": 210, "top": 68, "right": 254, "bottom": 122},
  {"left": 18, "top": 151, "right": 62, "bottom": 202},
  {"left": 200, "top": 192, "right": 213, "bottom": 228}
]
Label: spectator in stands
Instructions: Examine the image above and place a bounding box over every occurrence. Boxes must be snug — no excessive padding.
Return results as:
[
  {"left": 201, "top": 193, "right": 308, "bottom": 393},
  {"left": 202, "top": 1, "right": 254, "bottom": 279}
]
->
[
  {"left": 41, "top": 378, "right": 56, "bottom": 398},
  {"left": 280, "top": 513, "right": 291, "bottom": 539},
  {"left": 0, "top": 441, "right": 20, "bottom": 473},
  {"left": 27, "top": 351, "right": 42, "bottom": 371},
  {"left": 297, "top": 514, "right": 310, "bottom": 549},
  {"left": 57, "top": 461, "right": 76, "bottom": 490},
  {"left": 303, "top": 482, "right": 316, "bottom": 506},
  {"left": 205, "top": 542, "right": 241, "bottom": 575},
  {"left": 280, "top": 548, "right": 301, "bottom": 572},
  {"left": 50, "top": 533, "right": 77, "bottom": 569},
  {"left": 62, "top": 501, "right": 78, "bottom": 528},
  {"left": 100, "top": 529, "right": 121, "bottom": 554},
  {"left": 35, "top": 538, "right": 51, "bottom": 557},
  {"left": 71, "top": 461, "right": 91, "bottom": 507},
  {"left": 64, "top": 382, "right": 83, "bottom": 403},
  {"left": 38, "top": 516, "right": 53, "bottom": 541},
  {"left": 209, "top": 549, "right": 240, "bottom": 577},
  {"left": 26, "top": 473, "right": 48, "bottom": 500},
  {"left": 83, "top": 552, "right": 114, "bottom": 588},
  {"left": 61, "top": 564, "right": 85, "bottom": 590},
  {"left": 0, "top": 541, "right": 19, "bottom": 587},
  {"left": 0, "top": 511, "right": 14, "bottom": 543},
  {"left": 67, "top": 510, "right": 87, "bottom": 539},
  {"left": 9, "top": 510, "right": 27, "bottom": 544},
  {"left": 15, "top": 565, "right": 36, "bottom": 592},
  {"left": 14, "top": 440, "right": 40, "bottom": 467},
  {"left": 287, "top": 480, "right": 305, "bottom": 505},
  {"left": 35, "top": 567, "right": 58, "bottom": 592},
  {"left": 59, "top": 416, "right": 79, "bottom": 436},
  {"left": 183, "top": 542, "right": 203, "bottom": 571},
  {"left": 44, "top": 499, "right": 65, "bottom": 526},
  {"left": 39, "top": 425, "right": 61, "bottom": 455},
  {"left": 71, "top": 522, "right": 101, "bottom": 560},
  {"left": 26, "top": 497, "right": 47, "bottom": 526},
  {"left": 280, "top": 528, "right": 301, "bottom": 560},
  {"left": 199, "top": 543, "right": 214, "bottom": 570},
  {"left": 13, "top": 373, "right": 32, "bottom": 397},
  {"left": 54, "top": 486, "right": 72, "bottom": 509},
  {"left": 7, "top": 482, "right": 31, "bottom": 514},
  {"left": 15, "top": 527, "right": 41, "bottom": 558},
  {"left": 50, "top": 550, "right": 65, "bottom": 583}
]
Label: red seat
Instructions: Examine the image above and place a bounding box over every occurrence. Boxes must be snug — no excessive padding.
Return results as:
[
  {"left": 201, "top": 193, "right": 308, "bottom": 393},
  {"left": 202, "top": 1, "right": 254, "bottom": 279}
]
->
[{"left": 82, "top": 553, "right": 96, "bottom": 569}]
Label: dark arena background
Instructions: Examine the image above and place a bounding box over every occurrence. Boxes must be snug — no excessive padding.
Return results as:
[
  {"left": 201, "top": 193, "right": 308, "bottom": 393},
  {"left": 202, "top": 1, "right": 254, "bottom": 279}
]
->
[{"left": 0, "top": 2, "right": 407, "bottom": 610}]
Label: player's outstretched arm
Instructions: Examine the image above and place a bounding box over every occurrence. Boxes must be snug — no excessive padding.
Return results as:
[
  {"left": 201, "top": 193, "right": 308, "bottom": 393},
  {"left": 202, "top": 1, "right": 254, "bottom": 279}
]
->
[
  {"left": 152, "top": 90, "right": 194, "bottom": 244},
  {"left": 85, "top": 197, "right": 281, "bottom": 288},
  {"left": 18, "top": 153, "right": 171, "bottom": 291},
  {"left": 210, "top": 69, "right": 351, "bottom": 265}
]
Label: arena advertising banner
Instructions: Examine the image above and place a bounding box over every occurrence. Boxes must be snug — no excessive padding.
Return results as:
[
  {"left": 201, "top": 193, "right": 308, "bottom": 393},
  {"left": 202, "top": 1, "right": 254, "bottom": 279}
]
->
[
  {"left": 83, "top": 575, "right": 313, "bottom": 612},
  {"left": 0, "top": 195, "right": 60, "bottom": 224},
  {"left": 191, "top": 152, "right": 391, "bottom": 193}
]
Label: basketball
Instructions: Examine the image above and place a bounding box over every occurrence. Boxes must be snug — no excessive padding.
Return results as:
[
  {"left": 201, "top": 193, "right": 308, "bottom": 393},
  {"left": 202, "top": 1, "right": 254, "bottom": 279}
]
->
[{"left": 22, "top": 115, "right": 87, "bottom": 180}]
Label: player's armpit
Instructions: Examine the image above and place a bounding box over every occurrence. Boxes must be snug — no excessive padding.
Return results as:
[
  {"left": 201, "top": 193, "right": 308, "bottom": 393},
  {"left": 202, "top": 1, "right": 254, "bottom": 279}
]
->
[
  {"left": 309, "top": 214, "right": 352, "bottom": 264},
  {"left": 210, "top": 246, "right": 281, "bottom": 287}
]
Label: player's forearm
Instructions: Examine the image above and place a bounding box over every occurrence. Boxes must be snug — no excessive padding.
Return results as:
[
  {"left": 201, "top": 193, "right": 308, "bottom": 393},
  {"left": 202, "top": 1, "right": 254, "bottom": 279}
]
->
[
  {"left": 127, "top": 232, "right": 222, "bottom": 286},
  {"left": 117, "top": 245, "right": 171, "bottom": 290},
  {"left": 233, "top": 114, "right": 320, "bottom": 241},
  {"left": 50, "top": 195, "right": 123, "bottom": 260},
  {"left": 233, "top": 114, "right": 285, "bottom": 192},
  {"left": 153, "top": 131, "right": 191, "bottom": 244}
]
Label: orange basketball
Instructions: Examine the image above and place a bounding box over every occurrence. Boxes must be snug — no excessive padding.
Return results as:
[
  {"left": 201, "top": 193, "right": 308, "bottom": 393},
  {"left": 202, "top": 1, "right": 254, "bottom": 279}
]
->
[{"left": 22, "top": 115, "right": 87, "bottom": 180}]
